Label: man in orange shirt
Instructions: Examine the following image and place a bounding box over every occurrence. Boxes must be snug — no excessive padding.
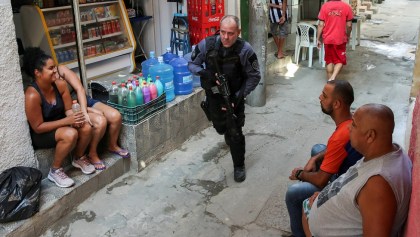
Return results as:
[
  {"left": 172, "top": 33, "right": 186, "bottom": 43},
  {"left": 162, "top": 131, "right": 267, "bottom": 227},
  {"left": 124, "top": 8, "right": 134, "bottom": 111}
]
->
[{"left": 285, "top": 80, "right": 362, "bottom": 237}]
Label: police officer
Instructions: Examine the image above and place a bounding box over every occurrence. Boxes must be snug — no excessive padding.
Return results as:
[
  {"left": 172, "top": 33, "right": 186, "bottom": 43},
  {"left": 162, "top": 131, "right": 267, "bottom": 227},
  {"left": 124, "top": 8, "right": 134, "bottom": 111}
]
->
[{"left": 188, "top": 15, "right": 261, "bottom": 182}]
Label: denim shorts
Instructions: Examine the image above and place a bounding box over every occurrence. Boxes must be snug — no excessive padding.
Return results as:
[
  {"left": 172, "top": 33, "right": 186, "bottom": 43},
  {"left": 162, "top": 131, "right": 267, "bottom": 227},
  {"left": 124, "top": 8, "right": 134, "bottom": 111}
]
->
[
  {"left": 270, "top": 21, "right": 288, "bottom": 37},
  {"left": 87, "top": 95, "right": 100, "bottom": 107}
]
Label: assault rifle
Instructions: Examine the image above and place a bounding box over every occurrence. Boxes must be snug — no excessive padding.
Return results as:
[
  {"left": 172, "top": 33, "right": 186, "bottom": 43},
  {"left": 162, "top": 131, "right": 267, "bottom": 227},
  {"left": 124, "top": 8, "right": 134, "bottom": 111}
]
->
[{"left": 208, "top": 52, "right": 241, "bottom": 141}]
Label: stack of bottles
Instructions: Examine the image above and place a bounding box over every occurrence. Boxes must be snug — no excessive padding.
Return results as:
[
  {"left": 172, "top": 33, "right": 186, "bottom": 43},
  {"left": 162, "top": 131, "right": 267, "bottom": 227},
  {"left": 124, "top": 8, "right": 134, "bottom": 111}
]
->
[{"left": 108, "top": 74, "right": 164, "bottom": 108}]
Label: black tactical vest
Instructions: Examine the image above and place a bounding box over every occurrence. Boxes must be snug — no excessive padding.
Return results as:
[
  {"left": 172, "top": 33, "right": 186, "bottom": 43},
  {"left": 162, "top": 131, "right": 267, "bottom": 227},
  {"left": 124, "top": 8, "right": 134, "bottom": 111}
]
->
[{"left": 205, "top": 35, "right": 245, "bottom": 94}]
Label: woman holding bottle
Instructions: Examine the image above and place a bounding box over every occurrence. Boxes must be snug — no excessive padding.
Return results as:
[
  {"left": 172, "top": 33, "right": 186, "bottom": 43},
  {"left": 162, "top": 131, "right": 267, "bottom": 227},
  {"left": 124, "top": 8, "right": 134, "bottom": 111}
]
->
[{"left": 23, "top": 47, "right": 96, "bottom": 188}]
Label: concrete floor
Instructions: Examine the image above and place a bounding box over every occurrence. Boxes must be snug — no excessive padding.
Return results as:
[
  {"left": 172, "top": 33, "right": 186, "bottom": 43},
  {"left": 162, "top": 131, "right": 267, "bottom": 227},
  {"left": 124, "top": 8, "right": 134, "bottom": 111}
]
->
[{"left": 40, "top": 0, "right": 419, "bottom": 236}]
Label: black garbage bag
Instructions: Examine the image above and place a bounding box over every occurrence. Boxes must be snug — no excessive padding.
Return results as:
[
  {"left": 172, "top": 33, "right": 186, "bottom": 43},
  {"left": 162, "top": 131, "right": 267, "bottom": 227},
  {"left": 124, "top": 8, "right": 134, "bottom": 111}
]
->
[{"left": 0, "top": 166, "right": 42, "bottom": 223}]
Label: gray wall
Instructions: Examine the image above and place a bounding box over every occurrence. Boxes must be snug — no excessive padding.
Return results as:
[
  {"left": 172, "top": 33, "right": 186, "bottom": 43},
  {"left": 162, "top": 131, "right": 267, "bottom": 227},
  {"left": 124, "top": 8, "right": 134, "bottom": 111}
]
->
[{"left": 0, "top": 0, "right": 37, "bottom": 172}]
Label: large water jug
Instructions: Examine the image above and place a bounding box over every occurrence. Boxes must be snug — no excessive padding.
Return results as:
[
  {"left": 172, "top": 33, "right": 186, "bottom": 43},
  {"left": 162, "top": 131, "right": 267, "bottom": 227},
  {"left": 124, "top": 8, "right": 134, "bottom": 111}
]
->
[
  {"left": 184, "top": 45, "right": 201, "bottom": 88},
  {"left": 141, "top": 51, "right": 158, "bottom": 78},
  {"left": 162, "top": 47, "right": 178, "bottom": 64},
  {"left": 149, "top": 56, "right": 175, "bottom": 102},
  {"left": 170, "top": 51, "right": 193, "bottom": 95}
]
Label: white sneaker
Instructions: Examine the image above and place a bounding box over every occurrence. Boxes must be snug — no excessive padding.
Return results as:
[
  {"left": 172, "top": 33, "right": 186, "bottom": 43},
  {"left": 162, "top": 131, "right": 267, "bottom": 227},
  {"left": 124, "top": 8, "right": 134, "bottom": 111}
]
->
[
  {"left": 72, "top": 156, "right": 95, "bottom": 174},
  {"left": 48, "top": 168, "right": 75, "bottom": 188}
]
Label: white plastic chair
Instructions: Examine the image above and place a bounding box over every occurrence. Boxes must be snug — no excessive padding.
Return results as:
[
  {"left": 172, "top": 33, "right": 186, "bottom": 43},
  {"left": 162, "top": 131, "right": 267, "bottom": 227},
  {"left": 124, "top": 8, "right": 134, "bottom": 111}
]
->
[{"left": 295, "top": 23, "right": 321, "bottom": 67}]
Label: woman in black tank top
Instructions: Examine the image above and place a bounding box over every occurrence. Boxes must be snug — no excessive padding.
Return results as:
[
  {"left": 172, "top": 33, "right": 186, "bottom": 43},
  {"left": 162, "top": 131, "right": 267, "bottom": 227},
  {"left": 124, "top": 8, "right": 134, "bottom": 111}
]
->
[{"left": 23, "top": 47, "right": 96, "bottom": 188}]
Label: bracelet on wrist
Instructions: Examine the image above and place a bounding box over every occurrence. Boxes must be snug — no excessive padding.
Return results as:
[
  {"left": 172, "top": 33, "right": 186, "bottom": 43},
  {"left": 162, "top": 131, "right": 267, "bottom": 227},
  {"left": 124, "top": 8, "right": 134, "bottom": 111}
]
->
[{"left": 295, "top": 169, "right": 303, "bottom": 181}]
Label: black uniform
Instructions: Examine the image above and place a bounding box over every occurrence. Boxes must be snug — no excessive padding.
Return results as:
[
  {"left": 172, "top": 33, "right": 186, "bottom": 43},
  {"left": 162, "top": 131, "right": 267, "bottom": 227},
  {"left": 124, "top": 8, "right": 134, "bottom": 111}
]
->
[{"left": 188, "top": 35, "right": 261, "bottom": 169}]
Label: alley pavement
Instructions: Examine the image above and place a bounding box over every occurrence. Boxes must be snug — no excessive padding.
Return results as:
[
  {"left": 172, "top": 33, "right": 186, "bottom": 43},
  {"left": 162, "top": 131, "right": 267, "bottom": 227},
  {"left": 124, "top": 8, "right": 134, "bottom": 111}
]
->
[{"left": 41, "top": 0, "right": 418, "bottom": 236}]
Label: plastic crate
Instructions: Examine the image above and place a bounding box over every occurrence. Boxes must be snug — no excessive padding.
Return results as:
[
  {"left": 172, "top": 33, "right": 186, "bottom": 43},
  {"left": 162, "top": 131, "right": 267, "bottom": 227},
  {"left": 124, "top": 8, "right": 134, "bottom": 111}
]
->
[
  {"left": 189, "top": 21, "right": 219, "bottom": 45},
  {"left": 187, "top": 0, "right": 224, "bottom": 25},
  {"left": 107, "top": 93, "right": 166, "bottom": 125}
]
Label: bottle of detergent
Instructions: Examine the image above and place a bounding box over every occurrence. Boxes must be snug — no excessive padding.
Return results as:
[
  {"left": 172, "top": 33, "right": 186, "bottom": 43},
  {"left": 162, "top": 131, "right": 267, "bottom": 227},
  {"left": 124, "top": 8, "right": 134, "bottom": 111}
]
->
[{"left": 154, "top": 76, "right": 164, "bottom": 97}]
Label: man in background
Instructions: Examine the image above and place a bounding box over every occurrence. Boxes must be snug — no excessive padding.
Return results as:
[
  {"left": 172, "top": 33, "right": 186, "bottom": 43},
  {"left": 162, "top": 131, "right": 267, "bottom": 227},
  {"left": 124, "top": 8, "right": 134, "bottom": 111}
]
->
[{"left": 317, "top": 0, "right": 353, "bottom": 81}]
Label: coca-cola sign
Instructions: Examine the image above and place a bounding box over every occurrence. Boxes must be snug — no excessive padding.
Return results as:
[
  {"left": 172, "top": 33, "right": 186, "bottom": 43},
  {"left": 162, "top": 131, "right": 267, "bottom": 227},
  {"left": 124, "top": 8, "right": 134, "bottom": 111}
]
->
[
  {"left": 208, "top": 17, "right": 220, "bottom": 22},
  {"left": 192, "top": 16, "right": 198, "bottom": 21}
]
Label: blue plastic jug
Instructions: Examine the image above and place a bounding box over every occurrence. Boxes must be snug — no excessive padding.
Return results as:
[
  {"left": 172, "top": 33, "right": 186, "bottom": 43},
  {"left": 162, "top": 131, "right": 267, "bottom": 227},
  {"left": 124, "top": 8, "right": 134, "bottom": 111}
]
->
[
  {"left": 170, "top": 51, "right": 193, "bottom": 95},
  {"left": 141, "top": 51, "right": 158, "bottom": 78},
  {"left": 162, "top": 47, "right": 178, "bottom": 64},
  {"left": 149, "top": 56, "right": 175, "bottom": 102},
  {"left": 184, "top": 45, "right": 201, "bottom": 88}
]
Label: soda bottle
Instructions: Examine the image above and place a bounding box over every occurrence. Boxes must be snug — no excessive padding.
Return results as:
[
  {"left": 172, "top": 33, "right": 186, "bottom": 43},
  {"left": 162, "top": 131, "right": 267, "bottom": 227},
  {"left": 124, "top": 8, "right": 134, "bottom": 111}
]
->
[
  {"left": 118, "top": 83, "right": 128, "bottom": 106},
  {"left": 131, "top": 75, "right": 138, "bottom": 89},
  {"left": 142, "top": 81, "right": 151, "bottom": 104},
  {"left": 155, "top": 76, "right": 164, "bottom": 97},
  {"left": 127, "top": 85, "right": 137, "bottom": 108},
  {"left": 109, "top": 81, "right": 119, "bottom": 103},
  {"left": 72, "top": 100, "right": 81, "bottom": 113},
  {"left": 135, "top": 80, "right": 144, "bottom": 105}
]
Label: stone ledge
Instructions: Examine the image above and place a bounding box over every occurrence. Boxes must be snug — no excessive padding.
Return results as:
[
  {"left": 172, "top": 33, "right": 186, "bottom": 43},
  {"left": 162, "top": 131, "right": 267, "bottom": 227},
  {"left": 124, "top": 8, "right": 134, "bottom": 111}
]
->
[{"left": 0, "top": 153, "right": 130, "bottom": 237}]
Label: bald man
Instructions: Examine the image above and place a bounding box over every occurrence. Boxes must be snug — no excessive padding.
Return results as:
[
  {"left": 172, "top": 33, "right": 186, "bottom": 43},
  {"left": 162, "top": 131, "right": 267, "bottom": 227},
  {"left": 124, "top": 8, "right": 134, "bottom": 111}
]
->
[{"left": 302, "top": 104, "right": 412, "bottom": 237}]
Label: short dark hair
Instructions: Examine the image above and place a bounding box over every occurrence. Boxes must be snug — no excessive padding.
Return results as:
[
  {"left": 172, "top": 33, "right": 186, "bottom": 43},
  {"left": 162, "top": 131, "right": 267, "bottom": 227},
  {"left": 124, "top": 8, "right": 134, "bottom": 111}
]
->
[
  {"left": 327, "top": 80, "right": 354, "bottom": 106},
  {"left": 22, "top": 47, "right": 52, "bottom": 78}
]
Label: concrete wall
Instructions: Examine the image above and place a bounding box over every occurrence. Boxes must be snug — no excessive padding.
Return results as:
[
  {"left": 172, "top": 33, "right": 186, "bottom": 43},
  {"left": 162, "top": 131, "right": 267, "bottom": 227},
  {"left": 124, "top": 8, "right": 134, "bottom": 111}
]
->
[{"left": 0, "top": 0, "right": 36, "bottom": 172}]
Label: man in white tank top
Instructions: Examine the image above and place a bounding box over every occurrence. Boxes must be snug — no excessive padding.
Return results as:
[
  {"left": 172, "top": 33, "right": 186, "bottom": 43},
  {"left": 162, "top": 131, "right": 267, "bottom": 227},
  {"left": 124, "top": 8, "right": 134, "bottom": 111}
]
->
[{"left": 302, "top": 103, "right": 412, "bottom": 237}]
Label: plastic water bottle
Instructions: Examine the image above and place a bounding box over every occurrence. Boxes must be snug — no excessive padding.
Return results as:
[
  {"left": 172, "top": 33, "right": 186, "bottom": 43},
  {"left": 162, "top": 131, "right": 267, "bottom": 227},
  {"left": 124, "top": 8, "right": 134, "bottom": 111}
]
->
[
  {"left": 109, "top": 81, "right": 119, "bottom": 103},
  {"left": 142, "top": 81, "right": 151, "bottom": 104},
  {"left": 149, "top": 56, "right": 175, "bottom": 102},
  {"left": 135, "top": 80, "right": 144, "bottom": 105},
  {"left": 162, "top": 47, "right": 178, "bottom": 64},
  {"left": 127, "top": 85, "right": 136, "bottom": 108},
  {"left": 170, "top": 51, "right": 193, "bottom": 95},
  {"left": 72, "top": 100, "right": 81, "bottom": 113},
  {"left": 118, "top": 83, "right": 128, "bottom": 106},
  {"left": 141, "top": 51, "right": 158, "bottom": 78},
  {"left": 184, "top": 45, "right": 201, "bottom": 88},
  {"left": 154, "top": 76, "right": 164, "bottom": 97},
  {"left": 149, "top": 82, "right": 158, "bottom": 100}
]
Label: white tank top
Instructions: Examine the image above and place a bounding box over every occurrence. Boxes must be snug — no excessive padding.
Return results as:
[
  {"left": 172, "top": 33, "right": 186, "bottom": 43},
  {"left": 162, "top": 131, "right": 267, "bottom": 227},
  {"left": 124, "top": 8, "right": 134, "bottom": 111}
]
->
[{"left": 308, "top": 144, "right": 412, "bottom": 237}]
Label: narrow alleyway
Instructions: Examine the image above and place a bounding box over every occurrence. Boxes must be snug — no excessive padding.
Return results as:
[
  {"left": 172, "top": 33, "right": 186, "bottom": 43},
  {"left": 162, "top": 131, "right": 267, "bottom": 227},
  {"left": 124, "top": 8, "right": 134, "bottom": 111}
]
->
[{"left": 41, "top": 0, "right": 419, "bottom": 236}]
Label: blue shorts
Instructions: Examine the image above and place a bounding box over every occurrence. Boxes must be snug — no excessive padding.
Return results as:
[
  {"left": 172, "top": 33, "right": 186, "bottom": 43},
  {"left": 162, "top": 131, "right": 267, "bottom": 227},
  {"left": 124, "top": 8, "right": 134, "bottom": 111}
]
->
[{"left": 87, "top": 95, "right": 100, "bottom": 107}]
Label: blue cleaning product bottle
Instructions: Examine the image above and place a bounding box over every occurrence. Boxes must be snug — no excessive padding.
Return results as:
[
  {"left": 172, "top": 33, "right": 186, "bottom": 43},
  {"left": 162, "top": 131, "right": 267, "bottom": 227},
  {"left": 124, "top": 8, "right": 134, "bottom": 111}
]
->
[
  {"left": 162, "top": 47, "right": 178, "bottom": 64},
  {"left": 184, "top": 45, "right": 201, "bottom": 88},
  {"left": 170, "top": 51, "right": 193, "bottom": 95},
  {"left": 154, "top": 76, "right": 164, "bottom": 97},
  {"left": 141, "top": 51, "right": 158, "bottom": 78},
  {"left": 149, "top": 56, "right": 175, "bottom": 102}
]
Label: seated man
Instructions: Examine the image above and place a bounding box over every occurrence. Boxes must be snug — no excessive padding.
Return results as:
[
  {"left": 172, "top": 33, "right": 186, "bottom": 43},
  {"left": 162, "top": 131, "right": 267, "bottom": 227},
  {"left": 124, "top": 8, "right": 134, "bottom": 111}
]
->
[
  {"left": 285, "top": 80, "right": 363, "bottom": 237},
  {"left": 302, "top": 103, "right": 412, "bottom": 237}
]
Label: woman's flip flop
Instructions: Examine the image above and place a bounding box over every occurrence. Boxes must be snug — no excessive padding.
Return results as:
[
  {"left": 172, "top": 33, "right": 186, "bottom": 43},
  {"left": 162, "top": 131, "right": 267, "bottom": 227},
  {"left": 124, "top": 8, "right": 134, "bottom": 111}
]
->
[
  {"left": 91, "top": 161, "right": 106, "bottom": 171},
  {"left": 109, "top": 149, "right": 131, "bottom": 158}
]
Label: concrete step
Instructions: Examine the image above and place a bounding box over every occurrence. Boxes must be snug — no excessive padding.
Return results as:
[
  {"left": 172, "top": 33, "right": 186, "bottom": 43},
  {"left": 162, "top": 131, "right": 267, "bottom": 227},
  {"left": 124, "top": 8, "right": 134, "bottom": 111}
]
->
[
  {"left": 358, "top": 6, "right": 368, "bottom": 12},
  {"left": 0, "top": 153, "right": 130, "bottom": 237},
  {"left": 361, "top": 2, "right": 372, "bottom": 9},
  {"left": 370, "top": 6, "right": 379, "bottom": 13}
]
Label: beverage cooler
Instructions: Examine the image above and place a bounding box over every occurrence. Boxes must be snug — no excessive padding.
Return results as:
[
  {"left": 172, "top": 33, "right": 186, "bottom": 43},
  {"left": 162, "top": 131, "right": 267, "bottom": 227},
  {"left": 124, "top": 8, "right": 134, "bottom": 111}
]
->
[{"left": 20, "top": 0, "right": 136, "bottom": 80}]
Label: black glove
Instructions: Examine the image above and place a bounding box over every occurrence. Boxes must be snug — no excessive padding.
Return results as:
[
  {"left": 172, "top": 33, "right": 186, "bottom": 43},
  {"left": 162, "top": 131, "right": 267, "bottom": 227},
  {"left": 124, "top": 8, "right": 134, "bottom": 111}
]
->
[{"left": 198, "top": 69, "right": 217, "bottom": 90}]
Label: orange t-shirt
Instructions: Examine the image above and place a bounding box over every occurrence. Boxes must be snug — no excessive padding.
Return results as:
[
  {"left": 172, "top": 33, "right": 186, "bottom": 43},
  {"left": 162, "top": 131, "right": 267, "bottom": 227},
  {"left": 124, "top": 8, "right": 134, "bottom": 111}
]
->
[{"left": 320, "top": 120, "right": 352, "bottom": 174}]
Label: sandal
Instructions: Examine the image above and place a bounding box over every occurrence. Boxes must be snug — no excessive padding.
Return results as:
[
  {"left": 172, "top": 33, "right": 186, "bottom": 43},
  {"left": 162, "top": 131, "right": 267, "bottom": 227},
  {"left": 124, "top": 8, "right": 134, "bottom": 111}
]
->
[
  {"left": 109, "top": 148, "right": 131, "bottom": 158},
  {"left": 91, "top": 161, "right": 106, "bottom": 171}
]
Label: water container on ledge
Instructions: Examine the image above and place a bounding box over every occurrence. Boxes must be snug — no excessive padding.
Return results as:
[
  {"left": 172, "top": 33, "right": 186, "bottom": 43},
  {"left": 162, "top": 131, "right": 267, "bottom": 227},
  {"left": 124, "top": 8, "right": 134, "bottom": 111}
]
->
[
  {"left": 150, "top": 56, "right": 175, "bottom": 102},
  {"left": 170, "top": 51, "right": 193, "bottom": 95},
  {"left": 141, "top": 51, "right": 158, "bottom": 78},
  {"left": 184, "top": 45, "right": 201, "bottom": 88},
  {"left": 162, "top": 47, "right": 178, "bottom": 64}
]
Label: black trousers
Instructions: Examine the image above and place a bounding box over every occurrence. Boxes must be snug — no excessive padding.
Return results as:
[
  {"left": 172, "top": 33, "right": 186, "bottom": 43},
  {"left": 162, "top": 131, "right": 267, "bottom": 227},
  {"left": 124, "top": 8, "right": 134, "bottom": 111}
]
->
[{"left": 206, "top": 92, "right": 246, "bottom": 167}]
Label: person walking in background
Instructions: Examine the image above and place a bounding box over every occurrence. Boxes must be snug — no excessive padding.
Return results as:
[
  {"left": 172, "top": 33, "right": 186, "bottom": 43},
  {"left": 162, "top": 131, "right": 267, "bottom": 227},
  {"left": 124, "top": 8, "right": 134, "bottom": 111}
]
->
[
  {"left": 285, "top": 80, "right": 362, "bottom": 237},
  {"left": 23, "top": 47, "right": 96, "bottom": 188},
  {"left": 268, "top": 0, "right": 288, "bottom": 59},
  {"left": 188, "top": 15, "right": 261, "bottom": 182},
  {"left": 317, "top": 0, "right": 353, "bottom": 81},
  {"left": 302, "top": 104, "right": 412, "bottom": 237}
]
